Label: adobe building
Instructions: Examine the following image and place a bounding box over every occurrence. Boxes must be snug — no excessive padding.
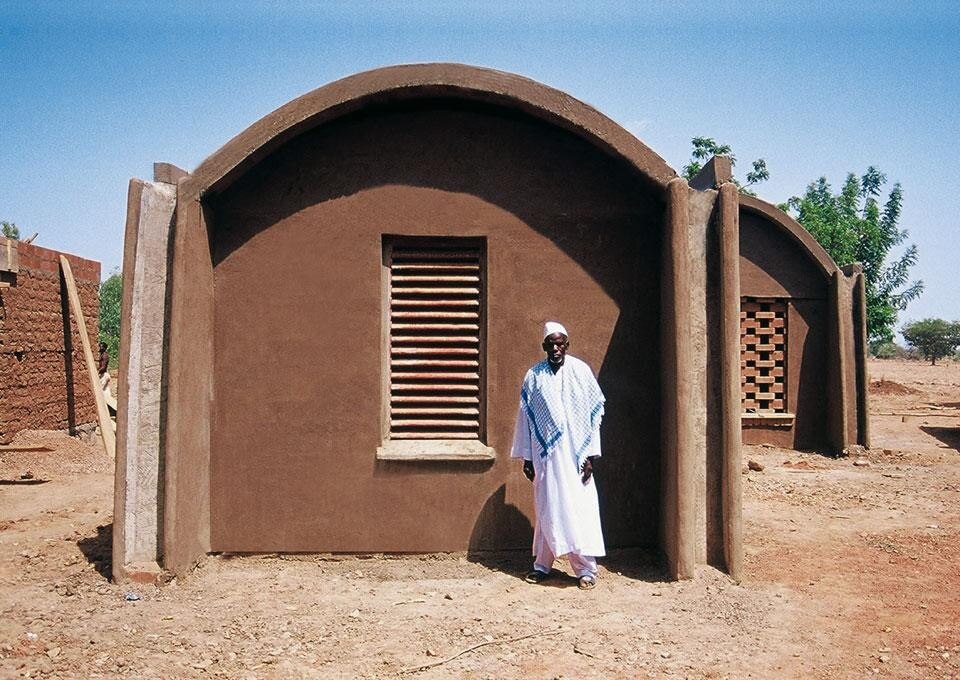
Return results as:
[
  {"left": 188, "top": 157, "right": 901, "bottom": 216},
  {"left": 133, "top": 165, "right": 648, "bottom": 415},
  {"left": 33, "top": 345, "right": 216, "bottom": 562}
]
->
[
  {"left": 0, "top": 238, "right": 101, "bottom": 443},
  {"left": 114, "top": 64, "right": 868, "bottom": 583}
]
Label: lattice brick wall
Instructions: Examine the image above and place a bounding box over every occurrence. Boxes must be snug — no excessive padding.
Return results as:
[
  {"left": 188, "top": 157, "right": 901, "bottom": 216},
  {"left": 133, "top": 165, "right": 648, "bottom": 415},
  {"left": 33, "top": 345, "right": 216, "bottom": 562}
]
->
[{"left": 740, "top": 299, "right": 787, "bottom": 413}]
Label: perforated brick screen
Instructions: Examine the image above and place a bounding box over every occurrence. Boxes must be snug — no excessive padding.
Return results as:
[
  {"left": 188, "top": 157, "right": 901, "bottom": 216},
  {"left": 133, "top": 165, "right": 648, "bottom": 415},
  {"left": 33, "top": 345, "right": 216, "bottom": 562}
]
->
[{"left": 740, "top": 299, "right": 787, "bottom": 413}]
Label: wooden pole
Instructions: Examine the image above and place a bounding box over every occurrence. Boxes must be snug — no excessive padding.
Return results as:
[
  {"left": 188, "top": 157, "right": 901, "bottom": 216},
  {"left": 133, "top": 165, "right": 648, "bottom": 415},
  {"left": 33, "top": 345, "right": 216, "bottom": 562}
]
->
[
  {"left": 60, "top": 255, "right": 115, "bottom": 458},
  {"left": 718, "top": 182, "right": 744, "bottom": 583}
]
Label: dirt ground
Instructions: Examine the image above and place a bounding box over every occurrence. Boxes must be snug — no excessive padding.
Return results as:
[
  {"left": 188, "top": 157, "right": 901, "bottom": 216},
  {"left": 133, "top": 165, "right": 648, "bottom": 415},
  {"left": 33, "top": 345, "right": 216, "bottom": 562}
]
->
[{"left": 1, "top": 358, "right": 958, "bottom": 679}]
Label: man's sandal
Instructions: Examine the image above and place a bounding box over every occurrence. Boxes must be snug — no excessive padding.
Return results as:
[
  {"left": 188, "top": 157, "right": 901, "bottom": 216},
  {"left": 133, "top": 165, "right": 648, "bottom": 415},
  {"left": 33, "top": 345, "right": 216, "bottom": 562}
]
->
[
  {"left": 524, "top": 570, "right": 551, "bottom": 584},
  {"left": 578, "top": 575, "right": 597, "bottom": 590}
]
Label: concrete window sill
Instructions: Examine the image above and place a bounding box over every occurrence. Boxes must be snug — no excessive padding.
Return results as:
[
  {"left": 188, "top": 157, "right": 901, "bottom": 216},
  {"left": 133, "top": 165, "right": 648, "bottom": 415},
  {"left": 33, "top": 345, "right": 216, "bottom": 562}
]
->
[
  {"left": 741, "top": 412, "right": 795, "bottom": 428},
  {"left": 376, "top": 439, "right": 497, "bottom": 462}
]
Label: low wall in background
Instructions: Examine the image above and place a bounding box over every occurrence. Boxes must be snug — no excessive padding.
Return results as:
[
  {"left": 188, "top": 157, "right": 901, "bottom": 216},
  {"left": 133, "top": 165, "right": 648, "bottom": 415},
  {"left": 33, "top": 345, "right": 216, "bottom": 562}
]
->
[{"left": 0, "top": 238, "right": 101, "bottom": 443}]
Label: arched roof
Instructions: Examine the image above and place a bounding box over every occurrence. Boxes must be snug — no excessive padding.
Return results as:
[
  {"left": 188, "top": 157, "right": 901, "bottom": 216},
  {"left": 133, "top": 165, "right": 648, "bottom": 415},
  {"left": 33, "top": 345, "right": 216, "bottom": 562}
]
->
[
  {"left": 739, "top": 194, "right": 840, "bottom": 280},
  {"left": 190, "top": 63, "right": 677, "bottom": 197}
]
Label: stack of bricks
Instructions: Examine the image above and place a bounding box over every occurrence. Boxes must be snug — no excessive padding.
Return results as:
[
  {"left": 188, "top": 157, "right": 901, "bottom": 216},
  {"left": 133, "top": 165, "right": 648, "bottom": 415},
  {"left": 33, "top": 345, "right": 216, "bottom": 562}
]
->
[
  {"left": 740, "top": 299, "right": 787, "bottom": 413},
  {"left": 0, "top": 239, "right": 101, "bottom": 443}
]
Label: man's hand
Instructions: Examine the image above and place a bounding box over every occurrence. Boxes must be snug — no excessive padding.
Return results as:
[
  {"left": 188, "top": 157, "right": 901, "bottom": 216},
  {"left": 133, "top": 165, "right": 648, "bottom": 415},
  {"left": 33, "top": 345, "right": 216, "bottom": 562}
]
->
[
  {"left": 523, "top": 460, "right": 535, "bottom": 482},
  {"left": 580, "top": 457, "right": 596, "bottom": 484}
]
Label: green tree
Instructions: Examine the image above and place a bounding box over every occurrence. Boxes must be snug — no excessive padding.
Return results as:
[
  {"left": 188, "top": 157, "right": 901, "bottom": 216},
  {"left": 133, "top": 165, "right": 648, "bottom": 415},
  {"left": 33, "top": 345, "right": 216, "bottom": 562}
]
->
[
  {"left": 901, "top": 318, "right": 960, "bottom": 365},
  {"left": 99, "top": 271, "right": 122, "bottom": 367},
  {"left": 786, "top": 168, "right": 923, "bottom": 346},
  {"left": 681, "top": 137, "right": 769, "bottom": 196},
  {"left": 1, "top": 221, "right": 21, "bottom": 239}
]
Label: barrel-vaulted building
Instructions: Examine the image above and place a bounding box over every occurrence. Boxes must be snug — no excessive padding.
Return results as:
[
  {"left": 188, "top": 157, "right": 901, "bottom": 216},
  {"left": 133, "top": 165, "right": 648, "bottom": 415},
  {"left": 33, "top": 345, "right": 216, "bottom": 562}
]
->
[{"left": 114, "top": 64, "right": 867, "bottom": 583}]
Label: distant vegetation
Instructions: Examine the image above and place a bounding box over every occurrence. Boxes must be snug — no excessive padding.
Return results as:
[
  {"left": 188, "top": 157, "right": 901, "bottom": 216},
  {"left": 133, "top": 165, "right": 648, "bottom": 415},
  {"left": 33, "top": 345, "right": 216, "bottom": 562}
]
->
[
  {"left": 786, "top": 168, "right": 922, "bottom": 348},
  {"left": 1, "top": 221, "right": 21, "bottom": 239},
  {"left": 681, "top": 137, "right": 769, "bottom": 196},
  {"left": 682, "top": 140, "right": 924, "bottom": 349},
  {"left": 901, "top": 318, "right": 960, "bottom": 365},
  {"left": 99, "top": 271, "right": 122, "bottom": 368}
]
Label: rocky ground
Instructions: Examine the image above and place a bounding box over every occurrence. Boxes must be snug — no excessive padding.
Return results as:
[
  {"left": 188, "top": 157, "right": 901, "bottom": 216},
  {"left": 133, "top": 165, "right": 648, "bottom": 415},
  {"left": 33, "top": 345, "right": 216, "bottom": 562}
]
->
[{"left": 1, "top": 358, "right": 958, "bottom": 679}]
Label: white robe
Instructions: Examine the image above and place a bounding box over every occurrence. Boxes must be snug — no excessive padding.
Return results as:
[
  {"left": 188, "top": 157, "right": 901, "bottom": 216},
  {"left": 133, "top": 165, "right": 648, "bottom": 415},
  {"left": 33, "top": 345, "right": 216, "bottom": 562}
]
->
[{"left": 511, "top": 358, "right": 606, "bottom": 558}]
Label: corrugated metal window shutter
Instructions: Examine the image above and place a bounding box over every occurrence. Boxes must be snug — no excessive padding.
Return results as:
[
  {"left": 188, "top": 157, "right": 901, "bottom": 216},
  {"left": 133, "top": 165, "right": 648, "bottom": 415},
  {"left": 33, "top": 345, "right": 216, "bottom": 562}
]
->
[{"left": 388, "top": 239, "right": 484, "bottom": 440}]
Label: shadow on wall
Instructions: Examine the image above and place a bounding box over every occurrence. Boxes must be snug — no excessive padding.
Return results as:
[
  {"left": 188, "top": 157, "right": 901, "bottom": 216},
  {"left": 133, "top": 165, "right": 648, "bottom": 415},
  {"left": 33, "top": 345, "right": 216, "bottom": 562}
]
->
[
  {"left": 59, "top": 276, "right": 77, "bottom": 434},
  {"left": 466, "top": 484, "right": 532, "bottom": 579},
  {"left": 792, "top": 301, "right": 830, "bottom": 450},
  {"left": 208, "top": 99, "right": 664, "bottom": 549}
]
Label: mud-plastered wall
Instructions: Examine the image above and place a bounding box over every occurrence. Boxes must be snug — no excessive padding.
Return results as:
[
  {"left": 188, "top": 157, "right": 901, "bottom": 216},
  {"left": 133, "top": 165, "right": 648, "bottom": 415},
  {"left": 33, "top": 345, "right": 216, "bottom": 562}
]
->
[{"left": 0, "top": 240, "right": 101, "bottom": 442}]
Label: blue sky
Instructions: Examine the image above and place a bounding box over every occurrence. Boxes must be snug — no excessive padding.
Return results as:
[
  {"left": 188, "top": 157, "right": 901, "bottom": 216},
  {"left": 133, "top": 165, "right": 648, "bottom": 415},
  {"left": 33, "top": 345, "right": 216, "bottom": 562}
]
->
[{"left": 2, "top": 1, "right": 958, "bottom": 328}]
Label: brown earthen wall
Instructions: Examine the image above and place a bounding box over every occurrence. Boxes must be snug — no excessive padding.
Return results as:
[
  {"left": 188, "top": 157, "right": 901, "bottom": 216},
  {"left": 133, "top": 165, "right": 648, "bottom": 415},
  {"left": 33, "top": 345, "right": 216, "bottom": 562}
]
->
[
  {"left": 206, "top": 101, "right": 664, "bottom": 553},
  {"left": 0, "top": 242, "right": 100, "bottom": 443},
  {"left": 163, "top": 183, "right": 215, "bottom": 572},
  {"left": 739, "top": 211, "right": 831, "bottom": 450}
]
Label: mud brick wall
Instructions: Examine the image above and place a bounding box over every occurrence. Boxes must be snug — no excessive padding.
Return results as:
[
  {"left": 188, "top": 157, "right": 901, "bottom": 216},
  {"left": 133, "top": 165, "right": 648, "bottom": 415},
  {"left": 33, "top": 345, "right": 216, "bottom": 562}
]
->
[{"left": 0, "top": 241, "right": 101, "bottom": 443}]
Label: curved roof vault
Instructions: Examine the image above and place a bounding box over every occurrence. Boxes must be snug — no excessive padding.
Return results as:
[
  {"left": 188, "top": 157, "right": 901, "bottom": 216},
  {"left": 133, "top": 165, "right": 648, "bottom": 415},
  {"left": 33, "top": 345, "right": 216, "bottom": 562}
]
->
[
  {"left": 739, "top": 194, "right": 840, "bottom": 281},
  {"left": 189, "top": 63, "right": 678, "bottom": 198}
]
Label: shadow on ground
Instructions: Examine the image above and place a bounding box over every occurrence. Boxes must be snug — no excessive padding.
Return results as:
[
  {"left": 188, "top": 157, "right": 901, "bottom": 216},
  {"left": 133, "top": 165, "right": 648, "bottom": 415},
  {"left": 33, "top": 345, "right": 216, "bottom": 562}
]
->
[
  {"left": 467, "top": 546, "right": 666, "bottom": 585},
  {"left": 602, "top": 547, "right": 666, "bottom": 582},
  {"left": 921, "top": 425, "right": 960, "bottom": 452},
  {"left": 78, "top": 523, "right": 113, "bottom": 581}
]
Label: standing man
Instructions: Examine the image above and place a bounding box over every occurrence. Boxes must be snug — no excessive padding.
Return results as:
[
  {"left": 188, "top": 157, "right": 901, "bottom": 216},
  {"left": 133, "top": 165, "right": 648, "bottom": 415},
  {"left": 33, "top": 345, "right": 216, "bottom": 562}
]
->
[
  {"left": 97, "top": 342, "right": 112, "bottom": 402},
  {"left": 511, "top": 322, "right": 606, "bottom": 590}
]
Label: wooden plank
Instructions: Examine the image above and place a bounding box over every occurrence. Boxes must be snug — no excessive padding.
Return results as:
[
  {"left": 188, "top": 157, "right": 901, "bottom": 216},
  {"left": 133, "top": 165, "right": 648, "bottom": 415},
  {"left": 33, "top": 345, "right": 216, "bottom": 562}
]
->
[
  {"left": 1, "top": 237, "right": 18, "bottom": 273},
  {"left": 392, "top": 407, "right": 480, "bottom": 416},
  {"left": 391, "top": 299, "right": 480, "bottom": 307},
  {"left": 391, "top": 383, "right": 479, "bottom": 392},
  {"left": 392, "top": 336, "right": 479, "bottom": 344},
  {"left": 59, "top": 255, "right": 115, "bottom": 459},
  {"left": 393, "top": 275, "right": 480, "bottom": 283},
  {"left": 392, "top": 359, "right": 478, "bottom": 368},
  {"left": 0, "top": 445, "right": 55, "bottom": 452},
  {"left": 392, "top": 347, "right": 478, "bottom": 355},
  {"left": 392, "top": 311, "right": 479, "bottom": 319},
  {"left": 392, "top": 323, "right": 479, "bottom": 331},
  {"left": 391, "top": 419, "right": 479, "bottom": 428},
  {"left": 392, "top": 395, "right": 479, "bottom": 404},
  {"left": 392, "top": 250, "right": 480, "bottom": 260},
  {"left": 391, "top": 372, "right": 480, "bottom": 381},
  {"left": 392, "top": 287, "right": 481, "bottom": 295},
  {"left": 389, "top": 431, "right": 478, "bottom": 439},
  {"left": 391, "top": 263, "right": 479, "bottom": 271}
]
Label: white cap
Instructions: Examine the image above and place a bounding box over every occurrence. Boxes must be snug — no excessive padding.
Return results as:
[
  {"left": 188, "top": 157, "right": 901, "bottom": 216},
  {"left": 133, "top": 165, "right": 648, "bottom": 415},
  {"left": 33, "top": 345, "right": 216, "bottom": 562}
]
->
[{"left": 543, "top": 321, "right": 568, "bottom": 341}]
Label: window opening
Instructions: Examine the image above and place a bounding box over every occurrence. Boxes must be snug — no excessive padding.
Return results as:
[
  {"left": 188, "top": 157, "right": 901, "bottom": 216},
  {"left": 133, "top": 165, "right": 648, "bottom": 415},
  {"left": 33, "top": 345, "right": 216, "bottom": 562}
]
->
[
  {"left": 740, "top": 298, "right": 787, "bottom": 413},
  {"left": 385, "top": 238, "right": 485, "bottom": 440}
]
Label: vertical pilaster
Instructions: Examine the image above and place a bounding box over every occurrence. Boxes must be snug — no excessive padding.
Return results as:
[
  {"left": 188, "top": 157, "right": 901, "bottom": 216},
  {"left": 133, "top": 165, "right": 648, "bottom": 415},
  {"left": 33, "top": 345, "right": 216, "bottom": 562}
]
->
[
  {"left": 162, "top": 177, "right": 215, "bottom": 575},
  {"left": 854, "top": 272, "right": 870, "bottom": 448},
  {"left": 828, "top": 271, "right": 850, "bottom": 454},
  {"left": 113, "top": 178, "right": 176, "bottom": 582},
  {"left": 718, "top": 183, "right": 743, "bottom": 582},
  {"left": 662, "top": 178, "right": 695, "bottom": 579}
]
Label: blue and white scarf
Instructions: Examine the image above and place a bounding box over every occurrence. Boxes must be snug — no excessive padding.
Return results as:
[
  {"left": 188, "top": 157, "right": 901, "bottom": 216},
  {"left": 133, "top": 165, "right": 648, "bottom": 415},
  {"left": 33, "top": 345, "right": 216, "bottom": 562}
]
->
[{"left": 520, "top": 356, "right": 605, "bottom": 469}]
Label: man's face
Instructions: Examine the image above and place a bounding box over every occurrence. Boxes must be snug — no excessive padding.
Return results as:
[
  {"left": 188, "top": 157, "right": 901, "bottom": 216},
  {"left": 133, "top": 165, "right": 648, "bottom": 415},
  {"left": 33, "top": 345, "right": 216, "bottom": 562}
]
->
[{"left": 542, "top": 332, "right": 569, "bottom": 366}]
